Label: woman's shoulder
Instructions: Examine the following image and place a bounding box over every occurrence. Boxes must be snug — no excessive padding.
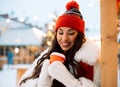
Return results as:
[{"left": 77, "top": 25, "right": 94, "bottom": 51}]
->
[{"left": 74, "top": 38, "right": 100, "bottom": 66}]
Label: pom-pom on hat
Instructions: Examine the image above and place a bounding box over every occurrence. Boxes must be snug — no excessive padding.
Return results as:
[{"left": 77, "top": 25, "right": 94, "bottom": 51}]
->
[{"left": 55, "top": 0, "right": 85, "bottom": 34}]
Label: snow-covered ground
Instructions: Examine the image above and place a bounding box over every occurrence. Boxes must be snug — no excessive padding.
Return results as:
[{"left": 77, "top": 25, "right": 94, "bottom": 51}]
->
[
  {"left": 0, "top": 69, "right": 17, "bottom": 87},
  {"left": 0, "top": 64, "right": 31, "bottom": 87},
  {"left": 0, "top": 64, "right": 120, "bottom": 87}
]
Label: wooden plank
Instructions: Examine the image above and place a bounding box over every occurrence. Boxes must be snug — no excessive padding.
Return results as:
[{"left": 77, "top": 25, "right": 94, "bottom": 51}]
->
[{"left": 100, "top": 0, "right": 118, "bottom": 87}]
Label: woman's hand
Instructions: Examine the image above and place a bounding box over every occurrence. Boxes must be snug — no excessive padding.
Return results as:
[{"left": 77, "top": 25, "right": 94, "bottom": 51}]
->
[
  {"left": 37, "top": 59, "right": 53, "bottom": 87},
  {"left": 48, "top": 61, "right": 97, "bottom": 87},
  {"left": 48, "top": 61, "right": 81, "bottom": 87}
]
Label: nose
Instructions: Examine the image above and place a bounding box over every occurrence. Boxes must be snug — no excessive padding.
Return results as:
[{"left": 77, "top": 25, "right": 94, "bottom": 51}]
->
[{"left": 62, "top": 34, "right": 69, "bottom": 41}]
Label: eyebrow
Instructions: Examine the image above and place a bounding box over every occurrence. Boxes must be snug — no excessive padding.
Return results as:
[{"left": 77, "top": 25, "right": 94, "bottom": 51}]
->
[{"left": 58, "top": 28, "right": 63, "bottom": 31}]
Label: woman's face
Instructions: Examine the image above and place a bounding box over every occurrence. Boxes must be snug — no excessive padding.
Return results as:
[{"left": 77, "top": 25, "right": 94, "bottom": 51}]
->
[{"left": 57, "top": 27, "right": 78, "bottom": 52}]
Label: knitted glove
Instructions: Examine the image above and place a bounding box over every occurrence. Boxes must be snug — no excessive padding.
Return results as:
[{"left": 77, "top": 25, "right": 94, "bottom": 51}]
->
[
  {"left": 79, "top": 77, "right": 98, "bottom": 87},
  {"left": 50, "top": 52, "right": 65, "bottom": 63},
  {"left": 37, "top": 59, "right": 53, "bottom": 87},
  {"left": 48, "top": 61, "right": 97, "bottom": 87}
]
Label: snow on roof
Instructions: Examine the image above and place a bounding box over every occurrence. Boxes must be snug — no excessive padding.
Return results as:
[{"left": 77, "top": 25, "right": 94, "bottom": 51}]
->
[{"left": 0, "top": 28, "right": 45, "bottom": 46}]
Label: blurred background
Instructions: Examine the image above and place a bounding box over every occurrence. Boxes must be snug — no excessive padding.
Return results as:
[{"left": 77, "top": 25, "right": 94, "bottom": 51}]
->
[{"left": 0, "top": 0, "right": 119, "bottom": 87}]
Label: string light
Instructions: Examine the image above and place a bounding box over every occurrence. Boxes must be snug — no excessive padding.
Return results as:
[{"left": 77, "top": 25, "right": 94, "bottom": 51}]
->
[
  {"left": 6, "top": 19, "right": 10, "bottom": 23},
  {"left": 19, "top": 17, "right": 25, "bottom": 22}
]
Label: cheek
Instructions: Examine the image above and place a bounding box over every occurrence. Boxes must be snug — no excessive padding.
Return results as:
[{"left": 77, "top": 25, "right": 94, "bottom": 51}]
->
[
  {"left": 56, "top": 34, "right": 60, "bottom": 42},
  {"left": 71, "top": 36, "right": 77, "bottom": 42}
]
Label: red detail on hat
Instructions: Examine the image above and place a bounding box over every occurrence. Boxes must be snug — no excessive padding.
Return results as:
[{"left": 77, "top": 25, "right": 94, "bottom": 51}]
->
[
  {"left": 55, "top": 14, "right": 85, "bottom": 34},
  {"left": 66, "top": 1, "right": 79, "bottom": 10}
]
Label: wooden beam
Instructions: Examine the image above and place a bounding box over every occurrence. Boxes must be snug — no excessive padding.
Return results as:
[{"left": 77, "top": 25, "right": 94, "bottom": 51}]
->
[{"left": 100, "top": 0, "right": 118, "bottom": 87}]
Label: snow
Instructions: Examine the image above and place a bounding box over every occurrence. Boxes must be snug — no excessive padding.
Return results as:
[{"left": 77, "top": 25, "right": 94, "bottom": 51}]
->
[{"left": 0, "top": 69, "right": 17, "bottom": 87}]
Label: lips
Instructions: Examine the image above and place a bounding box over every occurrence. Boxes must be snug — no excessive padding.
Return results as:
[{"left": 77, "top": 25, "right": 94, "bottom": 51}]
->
[{"left": 61, "top": 42, "right": 71, "bottom": 47}]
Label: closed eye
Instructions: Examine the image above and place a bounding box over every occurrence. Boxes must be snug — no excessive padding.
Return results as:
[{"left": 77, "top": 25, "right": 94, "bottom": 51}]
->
[
  {"left": 58, "top": 32, "right": 63, "bottom": 35},
  {"left": 69, "top": 32, "right": 75, "bottom": 35}
]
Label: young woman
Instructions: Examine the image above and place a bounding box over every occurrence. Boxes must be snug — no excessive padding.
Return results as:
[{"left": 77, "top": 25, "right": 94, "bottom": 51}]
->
[{"left": 18, "top": 1, "right": 100, "bottom": 87}]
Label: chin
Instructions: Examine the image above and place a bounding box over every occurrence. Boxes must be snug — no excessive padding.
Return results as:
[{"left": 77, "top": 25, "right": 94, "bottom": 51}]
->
[{"left": 62, "top": 48, "right": 70, "bottom": 52}]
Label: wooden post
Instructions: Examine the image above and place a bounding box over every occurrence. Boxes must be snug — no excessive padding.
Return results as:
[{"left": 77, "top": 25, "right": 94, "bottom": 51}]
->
[{"left": 100, "top": 0, "right": 118, "bottom": 87}]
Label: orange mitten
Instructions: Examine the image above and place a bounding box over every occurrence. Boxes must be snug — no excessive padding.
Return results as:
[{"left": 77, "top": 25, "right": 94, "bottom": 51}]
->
[{"left": 50, "top": 52, "right": 65, "bottom": 63}]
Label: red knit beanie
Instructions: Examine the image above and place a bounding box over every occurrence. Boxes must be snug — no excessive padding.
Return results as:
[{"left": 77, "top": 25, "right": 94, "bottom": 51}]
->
[{"left": 55, "top": 1, "right": 85, "bottom": 34}]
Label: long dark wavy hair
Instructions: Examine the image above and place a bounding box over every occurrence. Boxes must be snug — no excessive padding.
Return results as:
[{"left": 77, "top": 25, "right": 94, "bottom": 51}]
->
[{"left": 19, "top": 31, "right": 86, "bottom": 87}]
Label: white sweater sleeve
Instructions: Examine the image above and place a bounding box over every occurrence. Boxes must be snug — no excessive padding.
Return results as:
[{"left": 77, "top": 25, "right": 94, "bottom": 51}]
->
[
  {"left": 48, "top": 61, "right": 98, "bottom": 87},
  {"left": 37, "top": 59, "right": 53, "bottom": 87},
  {"left": 18, "top": 49, "right": 49, "bottom": 87}
]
